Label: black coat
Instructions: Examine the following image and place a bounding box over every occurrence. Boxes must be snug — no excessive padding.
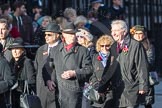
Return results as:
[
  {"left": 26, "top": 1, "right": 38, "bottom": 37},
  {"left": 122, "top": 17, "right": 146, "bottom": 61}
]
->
[
  {"left": 2, "top": 36, "right": 14, "bottom": 62},
  {"left": 33, "top": 27, "right": 45, "bottom": 45},
  {"left": 90, "top": 53, "right": 111, "bottom": 84},
  {"left": 90, "top": 53, "right": 113, "bottom": 108},
  {"left": 0, "top": 54, "right": 15, "bottom": 108},
  {"left": 50, "top": 43, "right": 93, "bottom": 108},
  {"left": 10, "top": 55, "right": 36, "bottom": 91},
  {"left": 9, "top": 55, "right": 35, "bottom": 108}
]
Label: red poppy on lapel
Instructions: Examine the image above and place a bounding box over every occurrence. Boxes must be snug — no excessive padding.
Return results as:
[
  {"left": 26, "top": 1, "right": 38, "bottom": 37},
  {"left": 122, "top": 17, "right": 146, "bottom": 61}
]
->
[
  {"left": 97, "top": 55, "right": 102, "bottom": 61},
  {"left": 122, "top": 45, "right": 129, "bottom": 55}
]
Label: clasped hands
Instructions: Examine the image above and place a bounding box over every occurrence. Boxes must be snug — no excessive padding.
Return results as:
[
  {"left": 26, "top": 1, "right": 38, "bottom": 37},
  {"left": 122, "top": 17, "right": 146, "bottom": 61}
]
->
[
  {"left": 46, "top": 70, "right": 76, "bottom": 91},
  {"left": 61, "top": 70, "right": 76, "bottom": 79}
]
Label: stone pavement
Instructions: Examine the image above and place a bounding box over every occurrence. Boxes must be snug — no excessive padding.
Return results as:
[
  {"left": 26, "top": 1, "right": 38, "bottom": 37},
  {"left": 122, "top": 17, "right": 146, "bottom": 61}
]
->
[{"left": 139, "top": 78, "right": 162, "bottom": 108}]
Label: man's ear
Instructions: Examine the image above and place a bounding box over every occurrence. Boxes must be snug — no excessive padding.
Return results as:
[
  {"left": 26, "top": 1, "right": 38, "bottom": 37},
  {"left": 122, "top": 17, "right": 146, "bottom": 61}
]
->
[{"left": 123, "top": 30, "right": 127, "bottom": 36}]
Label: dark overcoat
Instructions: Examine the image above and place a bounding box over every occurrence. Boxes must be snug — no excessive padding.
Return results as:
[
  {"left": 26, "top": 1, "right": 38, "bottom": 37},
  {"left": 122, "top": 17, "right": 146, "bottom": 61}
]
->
[
  {"left": 2, "top": 36, "right": 14, "bottom": 62},
  {"left": 90, "top": 53, "right": 113, "bottom": 108},
  {"left": 90, "top": 53, "right": 110, "bottom": 83},
  {"left": 9, "top": 55, "right": 36, "bottom": 108},
  {"left": 98, "top": 36, "right": 149, "bottom": 107},
  {"left": 35, "top": 44, "right": 57, "bottom": 108},
  {"left": 0, "top": 54, "right": 14, "bottom": 108},
  {"left": 50, "top": 43, "right": 93, "bottom": 108},
  {"left": 10, "top": 55, "right": 35, "bottom": 85}
]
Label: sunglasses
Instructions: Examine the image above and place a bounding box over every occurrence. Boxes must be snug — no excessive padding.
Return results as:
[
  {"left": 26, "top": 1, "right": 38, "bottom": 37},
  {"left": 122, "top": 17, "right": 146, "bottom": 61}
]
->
[
  {"left": 45, "top": 34, "right": 54, "bottom": 36},
  {"left": 100, "top": 45, "right": 110, "bottom": 47},
  {"left": 76, "top": 35, "right": 84, "bottom": 38}
]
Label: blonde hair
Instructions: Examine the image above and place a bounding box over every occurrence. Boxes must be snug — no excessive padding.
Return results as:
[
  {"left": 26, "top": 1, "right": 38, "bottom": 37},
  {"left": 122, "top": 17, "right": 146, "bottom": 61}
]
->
[
  {"left": 76, "top": 28, "right": 94, "bottom": 48},
  {"left": 82, "top": 39, "right": 93, "bottom": 48},
  {"left": 96, "top": 35, "right": 114, "bottom": 52}
]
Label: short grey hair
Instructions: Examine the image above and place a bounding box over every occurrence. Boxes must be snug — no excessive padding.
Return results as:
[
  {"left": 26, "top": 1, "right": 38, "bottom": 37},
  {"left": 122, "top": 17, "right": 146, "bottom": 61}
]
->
[
  {"left": 74, "top": 15, "right": 87, "bottom": 26},
  {"left": 63, "top": 8, "right": 77, "bottom": 19},
  {"left": 111, "top": 20, "right": 128, "bottom": 33}
]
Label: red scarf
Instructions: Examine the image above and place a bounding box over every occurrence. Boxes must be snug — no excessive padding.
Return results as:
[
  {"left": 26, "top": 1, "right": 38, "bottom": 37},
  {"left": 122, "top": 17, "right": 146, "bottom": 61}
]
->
[{"left": 64, "top": 43, "right": 75, "bottom": 51}]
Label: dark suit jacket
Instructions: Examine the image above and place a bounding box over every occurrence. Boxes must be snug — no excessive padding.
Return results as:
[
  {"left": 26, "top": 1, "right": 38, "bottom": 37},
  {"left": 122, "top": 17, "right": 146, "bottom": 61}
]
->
[{"left": 35, "top": 44, "right": 59, "bottom": 108}]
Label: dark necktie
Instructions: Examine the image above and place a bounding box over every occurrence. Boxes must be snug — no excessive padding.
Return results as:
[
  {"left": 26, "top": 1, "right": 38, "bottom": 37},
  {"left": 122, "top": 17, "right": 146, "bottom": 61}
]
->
[
  {"left": 117, "top": 43, "right": 122, "bottom": 53},
  {"left": 48, "top": 47, "right": 52, "bottom": 56}
]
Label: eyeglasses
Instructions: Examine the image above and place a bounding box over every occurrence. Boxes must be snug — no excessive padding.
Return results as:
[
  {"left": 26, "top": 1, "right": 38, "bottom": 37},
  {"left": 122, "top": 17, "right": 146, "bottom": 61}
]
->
[
  {"left": 45, "top": 33, "right": 57, "bottom": 36},
  {"left": 76, "top": 35, "right": 84, "bottom": 38},
  {"left": 100, "top": 45, "right": 110, "bottom": 48}
]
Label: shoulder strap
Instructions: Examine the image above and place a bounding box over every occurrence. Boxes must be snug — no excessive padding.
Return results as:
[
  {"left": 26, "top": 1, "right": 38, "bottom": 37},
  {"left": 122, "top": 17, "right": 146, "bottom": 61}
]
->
[{"left": 23, "top": 80, "right": 29, "bottom": 94}]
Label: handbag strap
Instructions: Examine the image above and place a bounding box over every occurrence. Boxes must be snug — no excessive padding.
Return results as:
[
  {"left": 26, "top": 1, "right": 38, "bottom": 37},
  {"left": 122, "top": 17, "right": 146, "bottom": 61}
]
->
[
  {"left": 23, "top": 58, "right": 30, "bottom": 94},
  {"left": 23, "top": 80, "right": 29, "bottom": 94}
]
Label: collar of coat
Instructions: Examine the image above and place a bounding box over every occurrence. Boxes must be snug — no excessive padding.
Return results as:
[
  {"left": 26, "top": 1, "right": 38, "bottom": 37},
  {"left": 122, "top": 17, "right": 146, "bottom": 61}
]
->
[
  {"left": 59, "top": 42, "right": 80, "bottom": 53},
  {"left": 120, "top": 35, "right": 131, "bottom": 49}
]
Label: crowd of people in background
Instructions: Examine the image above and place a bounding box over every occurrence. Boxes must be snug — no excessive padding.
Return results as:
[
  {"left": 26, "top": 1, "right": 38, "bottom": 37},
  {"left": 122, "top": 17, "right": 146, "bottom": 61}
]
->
[{"left": 0, "top": 0, "right": 158, "bottom": 108}]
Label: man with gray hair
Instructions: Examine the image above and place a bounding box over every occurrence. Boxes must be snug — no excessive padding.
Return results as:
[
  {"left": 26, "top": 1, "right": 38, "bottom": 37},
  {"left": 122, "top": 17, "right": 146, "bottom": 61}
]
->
[{"left": 98, "top": 20, "right": 149, "bottom": 108}]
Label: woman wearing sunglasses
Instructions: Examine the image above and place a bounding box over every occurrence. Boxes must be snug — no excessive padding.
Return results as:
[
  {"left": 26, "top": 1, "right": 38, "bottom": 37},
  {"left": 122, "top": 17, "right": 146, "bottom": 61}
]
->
[
  {"left": 82, "top": 35, "right": 114, "bottom": 108},
  {"left": 88, "top": 35, "right": 114, "bottom": 108},
  {"left": 76, "top": 28, "right": 96, "bottom": 58}
]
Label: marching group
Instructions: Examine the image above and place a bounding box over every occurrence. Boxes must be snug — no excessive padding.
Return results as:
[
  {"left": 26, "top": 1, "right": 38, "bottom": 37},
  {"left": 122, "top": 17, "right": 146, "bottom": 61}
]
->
[{"left": 0, "top": 0, "right": 157, "bottom": 108}]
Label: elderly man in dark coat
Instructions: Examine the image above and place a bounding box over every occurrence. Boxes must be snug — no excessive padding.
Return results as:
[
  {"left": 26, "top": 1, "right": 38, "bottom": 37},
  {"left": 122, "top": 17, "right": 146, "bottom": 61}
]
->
[
  {"left": 98, "top": 20, "right": 149, "bottom": 108},
  {"left": 0, "top": 43, "right": 15, "bottom": 108},
  {"left": 47, "top": 23, "right": 93, "bottom": 108},
  {"left": 34, "top": 22, "right": 61, "bottom": 108}
]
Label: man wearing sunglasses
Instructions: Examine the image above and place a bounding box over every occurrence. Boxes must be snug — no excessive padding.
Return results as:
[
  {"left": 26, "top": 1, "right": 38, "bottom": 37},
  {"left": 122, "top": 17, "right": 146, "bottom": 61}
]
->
[{"left": 34, "top": 22, "right": 61, "bottom": 108}]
